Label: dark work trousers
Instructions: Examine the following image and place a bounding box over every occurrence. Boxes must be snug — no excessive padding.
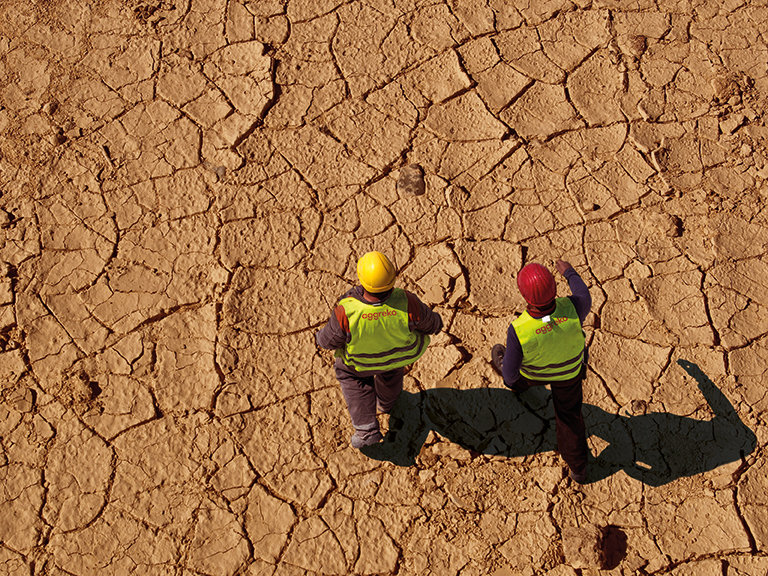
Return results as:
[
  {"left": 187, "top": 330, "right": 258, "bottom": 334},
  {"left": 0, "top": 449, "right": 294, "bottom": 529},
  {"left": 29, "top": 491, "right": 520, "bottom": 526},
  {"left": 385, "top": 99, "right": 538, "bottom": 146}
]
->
[
  {"left": 335, "top": 362, "right": 405, "bottom": 434},
  {"left": 511, "top": 371, "right": 588, "bottom": 477}
]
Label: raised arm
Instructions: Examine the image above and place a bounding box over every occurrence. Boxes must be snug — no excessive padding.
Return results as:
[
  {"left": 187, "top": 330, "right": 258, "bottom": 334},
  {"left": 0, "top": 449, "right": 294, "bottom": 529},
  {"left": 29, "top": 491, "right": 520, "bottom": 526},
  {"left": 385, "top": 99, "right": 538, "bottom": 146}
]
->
[{"left": 557, "top": 260, "right": 591, "bottom": 324}]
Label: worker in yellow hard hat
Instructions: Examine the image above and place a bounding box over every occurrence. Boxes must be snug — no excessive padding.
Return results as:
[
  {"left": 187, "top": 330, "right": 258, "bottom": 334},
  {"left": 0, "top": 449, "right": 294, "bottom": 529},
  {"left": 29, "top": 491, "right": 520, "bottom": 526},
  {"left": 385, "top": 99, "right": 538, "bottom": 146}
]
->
[{"left": 316, "top": 251, "right": 443, "bottom": 449}]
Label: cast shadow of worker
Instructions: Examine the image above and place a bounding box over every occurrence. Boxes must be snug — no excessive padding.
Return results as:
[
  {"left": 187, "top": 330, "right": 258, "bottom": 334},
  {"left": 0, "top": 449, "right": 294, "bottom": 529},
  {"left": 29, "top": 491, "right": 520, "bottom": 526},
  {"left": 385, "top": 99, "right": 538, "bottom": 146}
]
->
[{"left": 362, "top": 360, "right": 756, "bottom": 486}]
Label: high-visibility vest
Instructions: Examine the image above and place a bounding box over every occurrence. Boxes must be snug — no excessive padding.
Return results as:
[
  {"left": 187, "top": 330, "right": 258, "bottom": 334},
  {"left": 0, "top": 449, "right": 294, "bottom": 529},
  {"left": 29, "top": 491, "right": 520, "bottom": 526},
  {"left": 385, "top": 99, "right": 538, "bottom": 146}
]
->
[
  {"left": 512, "top": 297, "right": 585, "bottom": 381},
  {"left": 336, "top": 288, "right": 429, "bottom": 373}
]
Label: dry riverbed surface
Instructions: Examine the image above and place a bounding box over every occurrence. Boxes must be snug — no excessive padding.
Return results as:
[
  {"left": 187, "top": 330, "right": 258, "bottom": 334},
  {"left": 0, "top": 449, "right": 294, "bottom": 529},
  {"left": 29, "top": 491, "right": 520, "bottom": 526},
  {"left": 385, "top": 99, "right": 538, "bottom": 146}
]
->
[{"left": 1, "top": 0, "right": 768, "bottom": 574}]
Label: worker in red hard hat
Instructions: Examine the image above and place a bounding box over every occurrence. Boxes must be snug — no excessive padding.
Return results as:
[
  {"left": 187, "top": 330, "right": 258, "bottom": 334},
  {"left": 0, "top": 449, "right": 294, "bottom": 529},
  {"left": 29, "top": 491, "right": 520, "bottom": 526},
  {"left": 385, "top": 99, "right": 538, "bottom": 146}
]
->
[
  {"left": 316, "top": 251, "right": 443, "bottom": 450},
  {"left": 491, "top": 259, "right": 592, "bottom": 483}
]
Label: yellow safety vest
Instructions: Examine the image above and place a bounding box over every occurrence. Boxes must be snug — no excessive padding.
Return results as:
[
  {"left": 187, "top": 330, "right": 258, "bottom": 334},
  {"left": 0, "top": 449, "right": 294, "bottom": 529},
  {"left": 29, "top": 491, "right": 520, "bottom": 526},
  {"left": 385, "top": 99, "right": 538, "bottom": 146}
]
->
[
  {"left": 336, "top": 288, "right": 429, "bottom": 373},
  {"left": 512, "top": 298, "right": 585, "bottom": 381}
]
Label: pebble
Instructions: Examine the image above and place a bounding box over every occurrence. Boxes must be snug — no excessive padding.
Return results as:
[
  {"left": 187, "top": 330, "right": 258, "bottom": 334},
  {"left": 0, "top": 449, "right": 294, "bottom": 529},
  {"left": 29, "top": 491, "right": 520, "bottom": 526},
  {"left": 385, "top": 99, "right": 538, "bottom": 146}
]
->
[
  {"left": 720, "top": 114, "right": 745, "bottom": 135},
  {"left": 666, "top": 216, "right": 683, "bottom": 237},
  {"left": 14, "top": 388, "right": 36, "bottom": 413},
  {"left": 740, "top": 143, "right": 753, "bottom": 157},
  {"left": 42, "top": 101, "right": 56, "bottom": 115},
  {"left": 630, "top": 399, "right": 648, "bottom": 415},
  {"left": 418, "top": 469, "right": 435, "bottom": 483},
  {"left": 562, "top": 524, "right": 602, "bottom": 569},
  {"left": 50, "top": 128, "right": 67, "bottom": 145},
  {"left": 397, "top": 164, "right": 426, "bottom": 196},
  {"left": 629, "top": 35, "right": 646, "bottom": 58}
]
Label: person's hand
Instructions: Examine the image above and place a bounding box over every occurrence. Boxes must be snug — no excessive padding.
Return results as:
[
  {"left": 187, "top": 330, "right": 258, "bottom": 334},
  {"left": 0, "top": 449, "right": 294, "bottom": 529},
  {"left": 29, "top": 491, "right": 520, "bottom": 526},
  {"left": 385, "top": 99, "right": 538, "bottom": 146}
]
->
[{"left": 555, "top": 259, "right": 573, "bottom": 275}]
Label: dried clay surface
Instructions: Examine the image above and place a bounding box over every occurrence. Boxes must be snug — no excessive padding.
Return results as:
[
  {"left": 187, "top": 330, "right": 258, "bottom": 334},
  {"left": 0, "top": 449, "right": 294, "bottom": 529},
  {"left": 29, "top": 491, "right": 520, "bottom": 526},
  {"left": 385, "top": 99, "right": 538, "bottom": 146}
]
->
[{"left": 1, "top": 0, "right": 768, "bottom": 575}]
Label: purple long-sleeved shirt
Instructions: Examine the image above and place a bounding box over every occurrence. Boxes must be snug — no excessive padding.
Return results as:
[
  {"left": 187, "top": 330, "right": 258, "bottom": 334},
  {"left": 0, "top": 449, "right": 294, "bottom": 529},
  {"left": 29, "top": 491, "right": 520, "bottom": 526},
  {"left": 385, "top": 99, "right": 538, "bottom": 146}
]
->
[
  {"left": 502, "top": 267, "right": 592, "bottom": 387},
  {"left": 316, "top": 286, "right": 443, "bottom": 376}
]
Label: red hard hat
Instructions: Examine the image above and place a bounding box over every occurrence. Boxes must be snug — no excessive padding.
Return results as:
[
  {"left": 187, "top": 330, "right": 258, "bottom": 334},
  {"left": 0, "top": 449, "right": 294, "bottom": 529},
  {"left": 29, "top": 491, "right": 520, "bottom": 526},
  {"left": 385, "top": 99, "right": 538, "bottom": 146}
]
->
[{"left": 517, "top": 263, "right": 556, "bottom": 307}]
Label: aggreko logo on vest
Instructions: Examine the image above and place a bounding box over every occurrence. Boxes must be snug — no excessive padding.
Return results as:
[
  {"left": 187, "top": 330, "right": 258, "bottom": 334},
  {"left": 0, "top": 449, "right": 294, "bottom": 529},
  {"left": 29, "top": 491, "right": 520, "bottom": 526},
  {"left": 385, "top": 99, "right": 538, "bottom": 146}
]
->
[
  {"left": 535, "top": 317, "right": 568, "bottom": 334},
  {"left": 361, "top": 310, "right": 397, "bottom": 321}
]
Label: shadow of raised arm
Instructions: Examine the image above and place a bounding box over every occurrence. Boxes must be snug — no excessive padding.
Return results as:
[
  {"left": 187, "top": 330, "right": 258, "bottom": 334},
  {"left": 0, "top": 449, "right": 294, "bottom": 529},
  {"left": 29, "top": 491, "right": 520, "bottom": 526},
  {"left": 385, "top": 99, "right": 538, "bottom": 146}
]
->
[
  {"left": 677, "top": 359, "right": 740, "bottom": 422},
  {"left": 363, "top": 363, "right": 755, "bottom": 486},
  {"left": 587, "top": 360, "right": 756, "bottom": 486}
]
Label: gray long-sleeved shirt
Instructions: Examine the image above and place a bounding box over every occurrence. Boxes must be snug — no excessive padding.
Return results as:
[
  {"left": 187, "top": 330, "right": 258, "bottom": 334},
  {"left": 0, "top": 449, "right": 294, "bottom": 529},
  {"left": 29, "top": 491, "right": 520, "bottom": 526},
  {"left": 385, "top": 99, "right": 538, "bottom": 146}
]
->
[{"left": 316, "top": 286, "right": 443, "bottom": 376}]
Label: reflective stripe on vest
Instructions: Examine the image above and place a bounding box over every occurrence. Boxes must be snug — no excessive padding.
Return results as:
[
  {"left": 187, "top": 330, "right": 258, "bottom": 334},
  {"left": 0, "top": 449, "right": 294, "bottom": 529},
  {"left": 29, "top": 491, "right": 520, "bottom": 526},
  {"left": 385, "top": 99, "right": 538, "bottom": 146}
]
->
[
  {"left": 512, "top": 298, "right": 585, "bottom": 382},
  {"left": 336, "top": 288, "right": 429, "bottom": 373}
]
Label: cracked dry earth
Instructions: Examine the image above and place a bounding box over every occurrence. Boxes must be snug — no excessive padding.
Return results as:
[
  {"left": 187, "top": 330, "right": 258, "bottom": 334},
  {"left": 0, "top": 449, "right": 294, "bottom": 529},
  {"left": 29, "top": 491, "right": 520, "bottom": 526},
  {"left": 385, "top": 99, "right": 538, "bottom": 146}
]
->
[{"left": 2, "top": 0, "right": 768, "bottom": 575}]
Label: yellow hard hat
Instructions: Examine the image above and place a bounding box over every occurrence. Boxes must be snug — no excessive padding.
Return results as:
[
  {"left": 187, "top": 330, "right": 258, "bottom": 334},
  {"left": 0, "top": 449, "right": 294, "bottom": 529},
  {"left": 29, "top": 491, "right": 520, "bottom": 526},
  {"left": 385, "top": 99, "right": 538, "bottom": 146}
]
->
[{"left": 357, "top": 251, "right": 396, "bottom": 293}]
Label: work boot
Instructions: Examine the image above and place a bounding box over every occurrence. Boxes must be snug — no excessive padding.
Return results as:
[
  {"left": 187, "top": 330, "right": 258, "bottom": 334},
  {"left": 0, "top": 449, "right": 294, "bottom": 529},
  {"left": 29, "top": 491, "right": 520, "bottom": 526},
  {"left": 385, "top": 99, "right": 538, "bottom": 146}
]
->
[
  {"left": 491, "top": 344, "right": 505, "bottom": 376},
  {"left": 351, "top": 429, "right": 383, "bottom": 449}
]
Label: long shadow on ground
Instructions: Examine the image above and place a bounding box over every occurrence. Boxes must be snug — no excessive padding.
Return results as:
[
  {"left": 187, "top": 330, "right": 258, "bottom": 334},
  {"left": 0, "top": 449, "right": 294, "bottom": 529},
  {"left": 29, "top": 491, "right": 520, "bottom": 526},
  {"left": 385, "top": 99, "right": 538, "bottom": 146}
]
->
[{"left": 362, "top": 360, "right": 756, "bottom": 486}]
